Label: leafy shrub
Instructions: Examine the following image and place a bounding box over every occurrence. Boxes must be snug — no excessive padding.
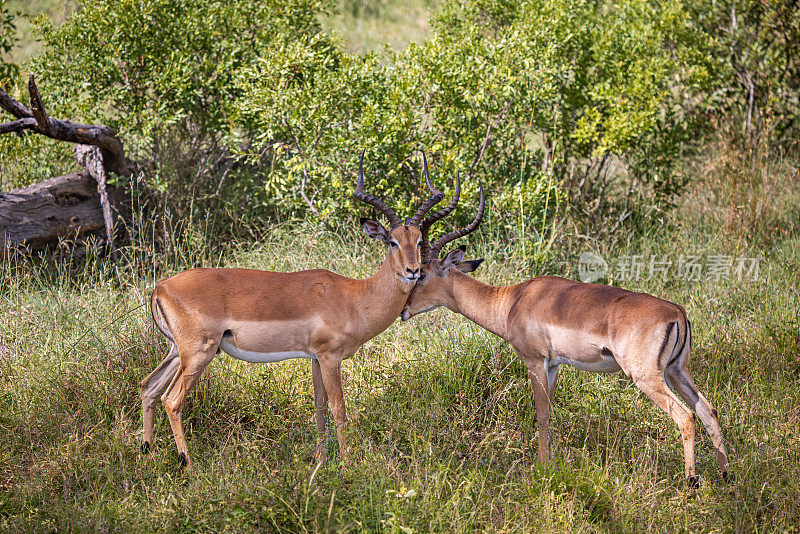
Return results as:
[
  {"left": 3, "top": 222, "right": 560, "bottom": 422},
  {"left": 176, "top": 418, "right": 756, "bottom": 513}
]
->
[
  {"left": 678, "top": 0, "right": 800, "bottom": 149},
  {"left": 0, "top": 0, "right": 17, "bottom": 85},
  {"left": 2, "top": 0, "right": 797, "bottom": 241},
  {"left": 2, "top": 0, "right": 331, "bottom": 213},
  {"left": 234, "top": 0, "right": 684, "bottom": 235}
]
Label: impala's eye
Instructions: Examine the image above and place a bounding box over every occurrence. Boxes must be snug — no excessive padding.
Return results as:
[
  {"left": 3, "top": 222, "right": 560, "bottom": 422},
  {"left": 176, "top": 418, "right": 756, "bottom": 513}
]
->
[
  {"left": 389, "top": 241, "right": 399, "bottom": 248},
  {"left": 419, "top": 273, "right": 427, "bottom": 281}
]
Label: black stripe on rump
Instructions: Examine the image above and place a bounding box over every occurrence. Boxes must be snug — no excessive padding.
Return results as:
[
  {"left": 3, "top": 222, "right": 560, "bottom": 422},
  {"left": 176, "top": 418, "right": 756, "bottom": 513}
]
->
[
  {"left": 658, "top": 320, "right": 679, "bottom": 369},
  {"left": 666, "top": 319, "right": 688, "bottom": 368}
]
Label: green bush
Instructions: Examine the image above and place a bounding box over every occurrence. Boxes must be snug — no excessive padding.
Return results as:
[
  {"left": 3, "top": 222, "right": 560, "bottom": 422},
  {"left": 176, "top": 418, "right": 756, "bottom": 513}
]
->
[
  {"left": 0, "top": 0, "right": 17, "bottom": 85},
  {"left": 677, "top": 0, "right": 800, "bottom": 148},
  {"left": 233, "top": 0, "right": 684, "bottom": 234},
  {"left": 3, "top": 0, "right": 333, "bottom": 212},
  {"left": 2, "top": 0, "right": 797, "bottom": 240}
]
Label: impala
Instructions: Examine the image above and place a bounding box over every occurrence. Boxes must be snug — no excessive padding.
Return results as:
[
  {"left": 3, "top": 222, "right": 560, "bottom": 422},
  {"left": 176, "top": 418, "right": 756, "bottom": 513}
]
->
[
  {"left": 140, "top": 152, "right": 455, "bottom": 470},
  {"left": 400, "top": 186, "right": 730, "bottom": 487}
]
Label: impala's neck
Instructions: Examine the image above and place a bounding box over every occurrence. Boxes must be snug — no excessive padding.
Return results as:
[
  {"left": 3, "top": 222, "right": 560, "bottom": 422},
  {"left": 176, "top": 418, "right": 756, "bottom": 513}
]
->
[
  {"left": 356, "top": 256, "right": 413, "bottom": 342},
  {"left": 448, "top": 271, "right": 515, "bottom": 340}
]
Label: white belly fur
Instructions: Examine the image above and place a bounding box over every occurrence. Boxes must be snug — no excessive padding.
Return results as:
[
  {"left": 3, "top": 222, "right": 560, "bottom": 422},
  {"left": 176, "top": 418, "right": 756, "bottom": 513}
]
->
[
  {"left": 551, "top": 354, "right": 621, "bottom": 373},
  {"left": 219, "top": 338, "right": 317, "bottom": 363}
]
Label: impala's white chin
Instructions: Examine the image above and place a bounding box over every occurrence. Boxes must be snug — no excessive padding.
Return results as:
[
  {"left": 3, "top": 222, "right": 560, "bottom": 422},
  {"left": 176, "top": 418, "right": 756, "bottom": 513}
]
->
[{"left": 400, "top": 305, "right": 438, "bottom": 321}]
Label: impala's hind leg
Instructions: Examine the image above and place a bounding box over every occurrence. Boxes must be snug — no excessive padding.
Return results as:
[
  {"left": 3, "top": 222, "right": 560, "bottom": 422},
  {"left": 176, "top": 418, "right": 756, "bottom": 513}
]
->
[
  {"left": 311, "top": 359, "right": 329, "bottom": 462},
  {"left": 140, "top": 345, "right": 180, "bottom": 455},
  {"left": 634, "top": 374, "right": 699, "bottom": 487},
  {"left": 666, "top": 363, "right": 729, "bottom": 478},
  {"left": 161, "top": 338, "right": 218, "bottom": 471},
  {"left": 664, "top": 322, "right": 729, "bottom": 479}
]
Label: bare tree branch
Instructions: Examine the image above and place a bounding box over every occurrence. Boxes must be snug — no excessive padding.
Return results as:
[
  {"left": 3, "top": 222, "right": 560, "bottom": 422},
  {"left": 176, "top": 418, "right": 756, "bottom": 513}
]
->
[
  {"left": 0, "top": 89, "right": 33, "bottom": 118},
  {"left": 74, "top": 145, "right": 117, "bottom": 258},
  {"left": 28, "top": 75, "right": 53, "bottom": 135},
  {"left": 0, "top": 74, "right": 129, "bottom": 175},
  {"left": 467, "top": 100, "right": 512, "bottom": 181},
  {"left": 282, "top": 118, "right": 319, "bottom": 216},
  {"left": 0, "top": 117, "right": 36, "bottom": 135}
]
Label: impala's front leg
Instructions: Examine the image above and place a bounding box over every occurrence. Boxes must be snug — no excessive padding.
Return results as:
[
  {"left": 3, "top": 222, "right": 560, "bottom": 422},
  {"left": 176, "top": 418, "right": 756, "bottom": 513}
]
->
[
  {"left": 311, "top": 359, "right": 329, "bottom": 461},
  {"left": 525, "top": 356, "right": 552, "bottom": 467},
  {"left": 317, "top": 353, "right": 349, "bottom": 462}
]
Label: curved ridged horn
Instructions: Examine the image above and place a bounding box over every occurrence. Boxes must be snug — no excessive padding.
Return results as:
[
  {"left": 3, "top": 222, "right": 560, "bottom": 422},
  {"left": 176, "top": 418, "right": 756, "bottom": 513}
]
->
[
  {"left": 420, "top": 170, "right": 461, "bottom": 260},
  {"left": 407, "top": 151, "right": 444, "bottom": 227},
  {"left": 429, "top": 180, "right": 485, "bottom": 259},
  {"left": 352, "top": 150, "right": 402, "bottom": 229}
]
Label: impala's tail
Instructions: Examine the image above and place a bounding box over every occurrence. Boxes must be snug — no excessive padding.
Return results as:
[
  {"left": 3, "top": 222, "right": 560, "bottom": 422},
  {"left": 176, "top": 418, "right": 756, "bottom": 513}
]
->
[
  {"left": 150, "top": 290, "right": 174, "bottom": 343},
  {"left": 142, "top": 289, "right": 180, "bottom": 401},
  {"left": 661, "top": 312, "right": 689, "bottom": 371}
]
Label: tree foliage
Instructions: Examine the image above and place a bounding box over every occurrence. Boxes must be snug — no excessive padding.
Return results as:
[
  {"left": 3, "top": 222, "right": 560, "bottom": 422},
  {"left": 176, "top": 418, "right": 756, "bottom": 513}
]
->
[
  {"left": 679, "top": 0, "right": 800, "bottom": 148},
  {"left": 235, "top": 0, "right": 682, "bottom": 227},
  {"left": 1, "top": 0, "right": 797, "bottom": 237},
  {"left": 0, "top": 0, "right": 17, "bottom": 86},
  {"left": 21, "top": 0, "right": 332, "bottom": 211}
]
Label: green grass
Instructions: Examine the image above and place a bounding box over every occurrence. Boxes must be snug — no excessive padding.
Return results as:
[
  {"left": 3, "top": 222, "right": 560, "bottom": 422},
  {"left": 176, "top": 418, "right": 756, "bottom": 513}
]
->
[
  {"left": 322, "top": 0, "right": 438, "bottom": 55},
  {"left": 5, "top": 0, "right": 74, "bottom": 65},
  {"left": 1, "top": 200, "right": 799, "bottom": 531}
]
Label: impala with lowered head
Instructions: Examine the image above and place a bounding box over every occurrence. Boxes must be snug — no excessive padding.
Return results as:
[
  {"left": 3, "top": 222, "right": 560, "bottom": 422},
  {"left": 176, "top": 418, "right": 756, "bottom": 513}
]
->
[{"left": 401, "top": 183, "right": 729, "bottom": 488}]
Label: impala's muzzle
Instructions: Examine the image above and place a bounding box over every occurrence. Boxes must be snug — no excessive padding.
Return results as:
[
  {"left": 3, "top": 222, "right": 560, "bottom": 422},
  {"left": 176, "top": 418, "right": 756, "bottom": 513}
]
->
[
  {"left": 405, "top": 267, "right": 420, "bottom": 281},
  {"left": 400, "top": 308, "right": 411, "bottom": 321}
]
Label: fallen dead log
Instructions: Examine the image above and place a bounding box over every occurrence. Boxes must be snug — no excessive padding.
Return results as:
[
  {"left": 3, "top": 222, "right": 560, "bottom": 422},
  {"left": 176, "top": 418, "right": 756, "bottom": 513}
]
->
[{"left": 0, "top": 171, "right": 119, "bottom": 252}]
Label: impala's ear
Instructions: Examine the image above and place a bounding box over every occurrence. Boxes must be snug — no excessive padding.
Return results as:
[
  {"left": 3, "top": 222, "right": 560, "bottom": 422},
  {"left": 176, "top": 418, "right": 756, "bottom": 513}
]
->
[
  {"left": 457, "top": 258, "right": 484, "bottom": 273},
  {"left": 442, "top": 245, "right": 467, "bottom": 268},
  {"left": 360, "top": 218, "right": 390, "bottom": 243}
]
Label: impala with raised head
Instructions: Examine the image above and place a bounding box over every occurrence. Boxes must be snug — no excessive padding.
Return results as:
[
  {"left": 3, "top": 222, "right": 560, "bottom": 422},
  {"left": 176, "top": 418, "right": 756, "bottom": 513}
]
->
[
  {"left": 140, "top": 152, "right": 447, "bottom": 470},
  {"left": 401, "top": 186, "right": 729, "bottom": 487}
]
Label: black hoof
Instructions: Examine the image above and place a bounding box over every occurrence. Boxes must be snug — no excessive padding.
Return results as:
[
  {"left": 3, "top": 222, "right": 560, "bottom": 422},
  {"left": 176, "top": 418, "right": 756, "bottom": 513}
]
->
[
  {"left": 722, "top": 471, "right": 733, "bottom": 483},
  {"left": 178, "top": 452, "right": 187, "bottom": 468},
  {"left": 687, "top": 475, "right": 700, "bottom": 489},
  {"left": 140, "top": 441, "right": 150, "bottom": 455}
]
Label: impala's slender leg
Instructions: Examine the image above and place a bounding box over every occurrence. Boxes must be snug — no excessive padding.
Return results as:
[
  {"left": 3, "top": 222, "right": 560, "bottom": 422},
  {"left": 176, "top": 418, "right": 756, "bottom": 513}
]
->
[
  {"left": 311, "top": 359, "right": 330, "bottom": 461},
  {"left": 524, "top": 355, "right": 552, "bottom": 466},
  {"left": 665, "top": 322, "right": 729, "bottom": 478},
  {"left": 140, "top": 344, "right": 180, "bottom": 455},
  {"left": 666, "top": 364, "right": 729, "bottom": 477},
  {"left": 317, "top": 354, "right": 349, "bottom": 462},
  {"left": 161, "top": 338, "right": 219, "bottom": 471},
  {"left": 633, "top": 374, "right": 698, "bottom": 486}
]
